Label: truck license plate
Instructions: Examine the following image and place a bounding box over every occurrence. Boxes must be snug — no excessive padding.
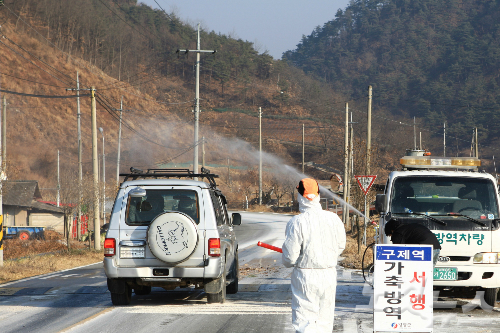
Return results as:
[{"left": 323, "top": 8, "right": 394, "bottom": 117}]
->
[
  {"left": 433, "top": 267, "right": 457, "bottom": 280},
  {"left": 120, "top": 247, "right": 145, "bottom": 258}
]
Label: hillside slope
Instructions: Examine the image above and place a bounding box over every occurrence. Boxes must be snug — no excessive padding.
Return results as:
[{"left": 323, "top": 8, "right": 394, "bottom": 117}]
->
[{"left": 284, "top": 0, "right": 500, "bottom": 157}]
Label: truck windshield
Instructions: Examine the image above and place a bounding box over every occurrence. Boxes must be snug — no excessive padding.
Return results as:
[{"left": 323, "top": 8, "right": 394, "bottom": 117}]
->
[
  {"left": 390, "top": 176, "right": 499, "bottom": 219},
  {"left": 125, "top": 189, "right": 199, "bottom": 225}
]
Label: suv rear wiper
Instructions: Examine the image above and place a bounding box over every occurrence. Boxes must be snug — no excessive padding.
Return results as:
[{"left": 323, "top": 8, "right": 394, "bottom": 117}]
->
[
  {"left": 433, "top": 213, "right": 487, "bottom": 227},
  {"left": 392, "top": 212, "right": 447, "bottom": 226}
]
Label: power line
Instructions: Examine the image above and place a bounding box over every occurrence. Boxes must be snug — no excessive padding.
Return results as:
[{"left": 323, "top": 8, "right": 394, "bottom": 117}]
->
[{"left": 0, "top": 88, "right": 88, "bottom": 98}]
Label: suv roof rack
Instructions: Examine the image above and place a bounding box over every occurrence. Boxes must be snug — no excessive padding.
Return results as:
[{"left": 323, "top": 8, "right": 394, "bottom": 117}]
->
[{"left": 120, "top": 167, "right": 219, "bottom": 188}]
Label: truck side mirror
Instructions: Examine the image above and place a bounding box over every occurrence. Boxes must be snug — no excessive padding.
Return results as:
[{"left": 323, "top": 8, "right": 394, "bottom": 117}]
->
[
  {"left": 231, "top": 213, "right": 242, "bottom": 226},
  {"left": 375, "top": 194, "right": 386, "bottom": 213}
]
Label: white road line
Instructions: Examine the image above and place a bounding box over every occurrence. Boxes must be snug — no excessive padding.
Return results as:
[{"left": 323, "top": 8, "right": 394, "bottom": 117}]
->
[
  {"left": 0, "top": 262, "right": 102, "bottom": 287},
  {"left": 126, "top": 302, "right": 292, "bottom": 315}
]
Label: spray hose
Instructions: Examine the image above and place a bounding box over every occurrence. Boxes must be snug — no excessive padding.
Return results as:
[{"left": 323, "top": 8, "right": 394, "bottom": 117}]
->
[
  {"left": 362, "top": 242, "right": 375, "bottom": 287},
  {"left": 257, "top": 241, "right": 283, "bottom": 253}
]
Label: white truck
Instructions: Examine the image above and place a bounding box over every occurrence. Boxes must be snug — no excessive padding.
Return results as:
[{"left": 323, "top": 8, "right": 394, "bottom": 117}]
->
[{"left": 375, "top": 150, "right": 500, "bottom": 306}]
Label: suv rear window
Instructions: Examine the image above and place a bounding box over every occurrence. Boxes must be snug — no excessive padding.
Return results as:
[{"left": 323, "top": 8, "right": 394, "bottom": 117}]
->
[{"left": 125, "top": 189, "right": 199, "bottom": 225}]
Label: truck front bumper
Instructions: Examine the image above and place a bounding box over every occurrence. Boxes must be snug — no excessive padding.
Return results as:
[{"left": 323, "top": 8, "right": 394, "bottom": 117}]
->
[{"left": 434, "top": 263, "right": 500, "bottom": 288}]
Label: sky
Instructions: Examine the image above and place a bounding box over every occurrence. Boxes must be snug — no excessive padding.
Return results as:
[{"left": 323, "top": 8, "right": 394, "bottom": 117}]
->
[{"left": 139, "top": 0, "right": 352, "bottom": 59}]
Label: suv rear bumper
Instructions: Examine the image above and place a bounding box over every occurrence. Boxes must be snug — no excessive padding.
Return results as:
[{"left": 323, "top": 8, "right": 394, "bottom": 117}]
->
[{"left": 103, "top": 257, "right": 223, "bottom": 279}]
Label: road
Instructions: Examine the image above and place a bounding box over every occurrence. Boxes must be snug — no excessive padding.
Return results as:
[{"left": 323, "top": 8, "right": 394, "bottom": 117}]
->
[{"left": 1, "top": 212, "right": 500, "bottom": 332}]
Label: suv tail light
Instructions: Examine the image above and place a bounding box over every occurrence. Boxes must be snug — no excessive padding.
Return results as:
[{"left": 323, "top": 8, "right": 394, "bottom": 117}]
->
[
  {"left": 208, "top": 238, "right": 220, "bottom": 257},
  {"left": 104, "top": 238, "right": 116, "bottom": 257}
]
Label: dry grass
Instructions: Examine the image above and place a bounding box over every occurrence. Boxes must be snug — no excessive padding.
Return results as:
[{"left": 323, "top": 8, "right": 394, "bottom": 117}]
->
[
  {"left": 0, "top": 231, "right": 103, "bottom": 284},
  {"left": 340, "top": 225, "right": 377, "bottom": 270},
  {"left": 0, "top": 249, "right": 103, "bottom": 284}
]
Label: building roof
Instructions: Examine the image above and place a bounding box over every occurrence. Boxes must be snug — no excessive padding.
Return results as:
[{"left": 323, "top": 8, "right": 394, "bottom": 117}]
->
[
  {"left": 2, "top": 180, "right": 42, "bottom": 207},
  {"left": 2, "top": 180, "right": 63, "bottom": 214}
]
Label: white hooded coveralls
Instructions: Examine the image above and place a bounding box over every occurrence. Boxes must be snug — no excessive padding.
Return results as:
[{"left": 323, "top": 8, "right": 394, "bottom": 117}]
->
[{"left": 282, "top": 193, "right": 346, "bottom": 333}]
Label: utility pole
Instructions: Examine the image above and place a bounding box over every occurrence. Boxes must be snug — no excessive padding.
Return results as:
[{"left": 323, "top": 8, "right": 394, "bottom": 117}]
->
[
  {"left": 367, "top": 85, "right": 372, "bottom": 175},
  {"left": 202, "top": 136, "right": 206, "bottom": 170},
  {"left": 348, "top": 112, "right": 355, "bottom": 231},
  {"left": 343, "top": 103, "right": 349, "bottom": 226},
  {"left": 444, "top": 122, "right": 446, "bottom": 157},
  {"left": 0, "top": 95, "right": 3, "bottom": 266},
  {"left": 475, "top": 127, "right": 479, "bottom": 158},
  {"left": 259, "top": 107, "right": 263, "bottom": 205},
  {"left": 413, "top": 117, "right": 416, "bottom": 150},
  {"left": 116, "top": 96, "right": 123, "bottom": 188},
  {"left": 66, "top": 72, "right": 83, "bottom": 239},
  {"left": 57, "top": 150, "right": 60, "bottom": 207},
  {"left": 302, "top": 124, "right": 305, "bottom": 174},
  {"left": 177, "top": 24, "right": 216, "bottom": 175},
  {"left": 2, "top": 96, "right": 5, "bottom": 172},
  {"left": 99, "top": 127, "right": 106, "bottom": 227},
  {"left": 91, "top": 87, "right": 100, "bottom": 250}
]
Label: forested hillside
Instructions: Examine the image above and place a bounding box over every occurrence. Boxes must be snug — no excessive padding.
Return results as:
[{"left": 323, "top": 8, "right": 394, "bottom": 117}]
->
[
  {"left": 0, "top": 0, "right": 366, "bottom": 206},
  {"left": 284, "top": 0, "right": 500, "bottom": 155}
]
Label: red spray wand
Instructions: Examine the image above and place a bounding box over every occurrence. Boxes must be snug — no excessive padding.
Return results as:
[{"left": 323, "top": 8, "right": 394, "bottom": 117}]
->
[{"left": 257, "top": 241, "right": 283, "bottom": 253}]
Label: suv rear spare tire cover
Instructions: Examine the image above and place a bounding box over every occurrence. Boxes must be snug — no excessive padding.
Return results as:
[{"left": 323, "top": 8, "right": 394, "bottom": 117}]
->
[{"left": 147, "top": 212, "right": 198, "bottom": 263}]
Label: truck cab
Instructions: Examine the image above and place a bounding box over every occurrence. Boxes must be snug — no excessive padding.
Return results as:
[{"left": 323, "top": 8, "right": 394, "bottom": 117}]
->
[{"left": 375, "top": 151, "right": 500, "bottom": 306}]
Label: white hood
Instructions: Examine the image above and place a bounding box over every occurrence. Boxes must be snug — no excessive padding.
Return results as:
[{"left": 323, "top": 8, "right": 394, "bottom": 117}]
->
[{"left": 297, "top": 192, "right": 322, "bottom": 213}]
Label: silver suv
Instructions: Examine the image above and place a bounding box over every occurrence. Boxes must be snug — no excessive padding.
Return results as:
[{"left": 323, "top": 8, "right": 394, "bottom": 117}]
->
[{"left": 104, "top": 168, "right": 241, "bottom": 305}]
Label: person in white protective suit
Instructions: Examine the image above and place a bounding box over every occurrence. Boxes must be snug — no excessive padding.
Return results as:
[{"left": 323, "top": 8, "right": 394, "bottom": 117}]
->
[{"left": 282, "top": 178, "right": 346, "bottom": 333}]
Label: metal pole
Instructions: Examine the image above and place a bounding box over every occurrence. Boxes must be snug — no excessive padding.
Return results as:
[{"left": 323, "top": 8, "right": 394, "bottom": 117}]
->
[
  {"left": 364, "top": 195, "right": 367, "bottom": 246},
  {"left": 116, "top": 97, "right": 123, "bottom": 188},
  {"left": 367, "top": 85, "right": 372, "bottom": 175},
  {"left": 302, "top": 124, "right": 305, "bottom": 174},
  {"left": 413, "top": 116, "right": 416, "bottom": 150},
  {"left": 101, "top": 129, "right": 106, "bottom": 226},
  {"left": 91, "top": 87, "right": 101, "bottom": 250},
  {"left": 202, "top": 136, "right": 205, "bottom": 170},
  {"left": 475, "top": 127, "right": 479, "bottom": 158},
  {"left": 259, "top": 107, "right": 263, "bottom": 205},
  {"left": 57, "top": 150, "right": 60, "bottom": 207},
  {"left": 343, "top": 102, "right": 349, "bottom": 226},
  {"left": 444, "top": 122, "right": 446, "bottom": 157}
]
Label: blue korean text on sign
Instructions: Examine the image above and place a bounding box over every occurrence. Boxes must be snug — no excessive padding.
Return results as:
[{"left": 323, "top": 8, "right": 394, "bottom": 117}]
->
[{"left": 376, "top": 246, "right": 432, "bottom": 262}]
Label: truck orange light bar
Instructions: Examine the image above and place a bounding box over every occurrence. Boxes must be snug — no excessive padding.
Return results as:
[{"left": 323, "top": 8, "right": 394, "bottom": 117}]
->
[{"left": 400, "top": 156, "right": 480, "bottom": 169}]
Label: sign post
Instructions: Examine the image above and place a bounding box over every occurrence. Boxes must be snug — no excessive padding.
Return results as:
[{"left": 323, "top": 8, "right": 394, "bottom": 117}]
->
[
  {"left": 355, "top": 175, "right": 377, "bottom": 245},
  {"left": 373, "top": 244, "right": 433, "bottom": 332}
]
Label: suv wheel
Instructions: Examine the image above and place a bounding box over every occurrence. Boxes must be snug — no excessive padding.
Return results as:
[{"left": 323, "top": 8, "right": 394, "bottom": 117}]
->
[
  {"left": 207, "top": 264, "right": 226, "bottom": 304},
  {"left": 226, "top": 252, "right": 239, "bottom": 294},
  {"left": 110, "top": 284, "right": 132, "bottom": 306}
]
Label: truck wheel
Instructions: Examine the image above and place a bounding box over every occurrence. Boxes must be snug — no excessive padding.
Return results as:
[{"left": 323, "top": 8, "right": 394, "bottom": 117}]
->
[
  {"left": 18, "top": 231, "right": 31, "bottom": 241},
  {"left": 207, "top": 265, "right": 226, "bottom": 304},
  {"left": 484, "top": 288, "right": 498, "bottom": 307},
  {"left": 134, "top": 286, "right": 151, "bottom": 295},
  {"left": 226, "top": 252, "right": 239, "bottom": 294},
  {"left": 110, "top": 283, "right": 132, "bottom": 306}
]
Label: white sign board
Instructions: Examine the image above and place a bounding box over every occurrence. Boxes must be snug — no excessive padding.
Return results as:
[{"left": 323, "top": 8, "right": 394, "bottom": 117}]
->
[
  {"left": 354, "top": 175, "right": 377, "bottom": 195},
  {"left": 374, "top": 244, "right": 433, "bottom": 333}
]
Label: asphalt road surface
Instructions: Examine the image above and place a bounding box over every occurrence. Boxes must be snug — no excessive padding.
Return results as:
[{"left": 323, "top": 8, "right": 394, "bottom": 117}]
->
[{"left": 1, "top": 212, "right": 500, "bottom": 333}]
